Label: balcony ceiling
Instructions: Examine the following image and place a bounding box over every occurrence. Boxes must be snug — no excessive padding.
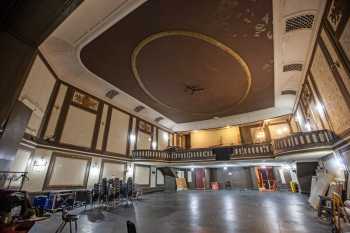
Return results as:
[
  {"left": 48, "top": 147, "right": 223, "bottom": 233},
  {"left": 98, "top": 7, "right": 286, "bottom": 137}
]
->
[{"left": 80, "top": 0, "right": 274, "bottom": 123}]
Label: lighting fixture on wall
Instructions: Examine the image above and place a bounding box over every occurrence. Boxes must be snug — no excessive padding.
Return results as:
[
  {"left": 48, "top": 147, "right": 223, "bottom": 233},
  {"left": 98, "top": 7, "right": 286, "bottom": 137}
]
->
[
  {"left": 33, "top": 157, "right": 47, "bottom": 167},
  {"left": 256, "top": 131, "right": 265, "bottom": 139},
  {"left": 129, "top": 134, "right": 136, "bottom": 143},
  {"left": 152, "top": 141, "right": 157, "bottom": 149},
  {"left": 223, "top": 166, "right": 227, "bottom": 170},
  {"left": 334, "top": 154, "right": 346, "bottom": 170},
  {"left": 163, "top": 133, "right": 169, "bottom": 141},
  {"left": 316, "top": 102, "right": 324, "bottom": 115},
  {"left": 261, "top": 165, "right": 267, "bottom": 169},
  {"left": 191, "top": 167, "right": 194, "bottom": 171},
  {"left": 228, "top": 172, "right": 232, "bottom": 176},
  {"left": 305, "top": 122, "right": 311, "bottom": 131}
]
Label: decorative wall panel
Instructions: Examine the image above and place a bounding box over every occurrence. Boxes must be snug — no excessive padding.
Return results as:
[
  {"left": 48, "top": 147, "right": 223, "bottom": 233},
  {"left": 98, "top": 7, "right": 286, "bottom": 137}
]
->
[
  {"left": 156, "top": 169, "right": 164, "bottom": 185},
  {"left": 322, "top": 30, "right": 350, "bottom": 94},
  {"left": 44, "top": 84, "right": 67, "bottom": 140},
  {"left": 72, "top": 91, "right": 99, "bottom": 111},
  {"left": 96, "top": 104, "right": 108, "bottom": 150},
  {"left": 106, "top": 108, "right": 129, "bottom": 154},
  {"left": 19, "top": 56, "right": 56, "bottom": 136},
  {"left": 190, "top": 127, "right": 240, "bottom": 148},
  {"left": 137, "top": 131, "right": 151, "bottom": 150},
  {"left": 311, "top": 45, "right": 350, "bottom": 134},
  {"left": 60, "top": 106, "right": 96, "bottom": 148},
  {"left": 340, "top": 18, "right": 350, "bottom": 61},
  {"left": 101, "top": 161, "right": 125, "bottom": 179},
  {"left": 134, "top": 165, "right": 150, "bottom": 185},
  {"left": 158, "top": 129, "right": 169, "bottom": 150},
  {"left": 45, "top": 153, "right": 91, "bottom": 189}
]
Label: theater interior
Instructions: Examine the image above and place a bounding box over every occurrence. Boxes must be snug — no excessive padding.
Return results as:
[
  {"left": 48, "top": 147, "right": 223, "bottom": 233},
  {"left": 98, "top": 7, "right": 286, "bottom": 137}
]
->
[{"left": 1, "top": 0, "right": 350, "bottom": 233}]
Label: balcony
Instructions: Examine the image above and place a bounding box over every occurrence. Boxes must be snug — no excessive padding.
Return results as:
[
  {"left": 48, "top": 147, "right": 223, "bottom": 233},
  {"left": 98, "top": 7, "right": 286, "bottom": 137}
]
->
[{"left": 132, "top": 130, "right": 337, "bottom": 162}]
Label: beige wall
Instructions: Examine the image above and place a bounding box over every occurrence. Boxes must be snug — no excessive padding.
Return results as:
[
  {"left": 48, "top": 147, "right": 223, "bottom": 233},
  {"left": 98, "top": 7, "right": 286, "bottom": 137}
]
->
[
  {"left": 310, "top": 44, "right": 350, "bottom": 135},
  {"left": 190, "top": 127, "right": 240, "bottom": 148},
  {"left": 44, "top": 84, "right": 67, "bottom": 140},
  {"left": 101, "top": 161, "right": 125, "bottom": 179},
  {"left": 156, "top": 169, "right": 164, "bottom": 185},
  {"left": 137, "top": 131, "right": 151, "bottom": 150},
  {"left": 158, "top": 129, "right": 169, "bottom": 150},
  {"left": 19, "top": 56, "right": 56, "bottom": 136},
  {"left": 106, "top": 109, "right": 129, "bottom": 154},
  {"left": 269, "top": 123, "right": 291, "bottom": 140},
  {"left": 134, "top": 165, "right": 150, "bottom": 185},
  {"left": 48, "top": 155, "right": 89, "bottom": 187},
  {"left": 60, "top": 106, "right": 96, "bottom": 148}
]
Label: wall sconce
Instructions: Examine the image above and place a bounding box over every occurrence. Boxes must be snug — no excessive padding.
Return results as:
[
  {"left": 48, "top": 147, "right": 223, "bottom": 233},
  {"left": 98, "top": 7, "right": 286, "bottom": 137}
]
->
[
  {"left": 191, "top": 167, "right": 194, "bottom": 171},
  {"left": 32, "top": 156, "right": 47, "bottom": 171},
  {"left": 316, "top": 102, "right": 324, "bottom": 115},
  {"left": 305, "top": 122, "right": 311, "bottom": 131},
  {"left": 223, "top": 166, "right": 227, "bottom": 170},
  {"left": 256, "top": 131, "right": 265, "bottom": 139},
  {"left": 129, "top": 134, "right": 136, "bottom": 143},
  {"left": 152, "top": 141, "right": 157, "bottom": 149},
  {"left": 163, "top": 133, "right": 169, "bottom": 141},
  {"left": 33, "top": 157, "right": 47, "bottom": 167}
]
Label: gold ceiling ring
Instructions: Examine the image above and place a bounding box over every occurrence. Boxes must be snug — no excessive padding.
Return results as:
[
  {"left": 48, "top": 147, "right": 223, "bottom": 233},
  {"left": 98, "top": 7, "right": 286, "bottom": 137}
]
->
[{"left": 131, "top": 30, "right": 252, "bottom": 116}]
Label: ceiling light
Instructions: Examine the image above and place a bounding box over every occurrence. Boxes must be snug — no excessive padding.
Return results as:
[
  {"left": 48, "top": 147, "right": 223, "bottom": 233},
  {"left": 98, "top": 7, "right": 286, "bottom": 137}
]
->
[
  {"left": 213, "top": 116, "right": 220, "bottom": 120},
  {"left": 225, "top": 126, "right": 230, "bottom": 129}
]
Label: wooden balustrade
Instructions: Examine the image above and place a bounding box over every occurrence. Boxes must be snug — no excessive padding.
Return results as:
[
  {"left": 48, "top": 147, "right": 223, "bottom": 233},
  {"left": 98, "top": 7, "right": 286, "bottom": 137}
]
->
[
  {"left": 272, "top": 129, "right": 336, "bottom": 153},
  {"left": 132, "top": 130, "right": 337, "bottom": 161}
]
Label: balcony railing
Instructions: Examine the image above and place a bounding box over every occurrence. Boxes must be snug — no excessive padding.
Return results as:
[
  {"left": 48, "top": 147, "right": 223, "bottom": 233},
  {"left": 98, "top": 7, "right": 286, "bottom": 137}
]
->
[
  {"left": 273, "top": 130, "right": 336, "bottom": 154},
  {"left": 132, "top": 129, "right": 336, "bottom": 162}
]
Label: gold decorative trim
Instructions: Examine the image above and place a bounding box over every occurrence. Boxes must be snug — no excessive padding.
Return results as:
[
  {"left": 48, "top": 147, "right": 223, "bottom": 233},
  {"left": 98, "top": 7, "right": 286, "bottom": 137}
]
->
[{"left": 131, "top": 30, "right": 252, "bottom": 115}]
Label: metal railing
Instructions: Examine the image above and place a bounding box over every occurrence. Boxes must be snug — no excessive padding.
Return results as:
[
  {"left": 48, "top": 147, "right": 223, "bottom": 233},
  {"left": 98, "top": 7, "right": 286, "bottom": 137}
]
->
[
  {"left": 132, "top": 129, "right": 336, "bottom": 162},
  {"left": 0, "top": 171, "right": 29, "bottom": 190}
]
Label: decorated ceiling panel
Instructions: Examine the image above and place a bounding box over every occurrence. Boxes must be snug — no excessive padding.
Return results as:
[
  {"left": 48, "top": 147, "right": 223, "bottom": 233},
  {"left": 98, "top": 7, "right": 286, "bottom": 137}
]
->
[{"left": 81, "top": 0, "right": 274, "bottom": 123}]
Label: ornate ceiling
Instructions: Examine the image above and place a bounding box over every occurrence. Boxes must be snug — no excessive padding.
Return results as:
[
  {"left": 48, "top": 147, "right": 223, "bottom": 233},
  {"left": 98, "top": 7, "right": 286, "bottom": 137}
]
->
[{"left": 80, "top": 0, "right": 274, "bottom": 123}]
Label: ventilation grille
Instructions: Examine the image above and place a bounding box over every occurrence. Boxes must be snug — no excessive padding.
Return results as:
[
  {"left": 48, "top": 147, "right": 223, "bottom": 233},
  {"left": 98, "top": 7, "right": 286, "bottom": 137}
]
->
[
  {"left": 105, "top": 90, "right": 119, "bottom": 99},
  {"left": 281, "top": 90, "right": 297, "bottom": 95},
  {"left": 285, "top": 14, "right": 314, "bottom": 32},
  {"left": 155, "top": 117, "right": 164, "bottom": 123},
  {"left": 134, "top": 105, "right": 145, "bottom": 113},
  {"left": 283, "top": 63, "right": 303, "bottom": 72}
]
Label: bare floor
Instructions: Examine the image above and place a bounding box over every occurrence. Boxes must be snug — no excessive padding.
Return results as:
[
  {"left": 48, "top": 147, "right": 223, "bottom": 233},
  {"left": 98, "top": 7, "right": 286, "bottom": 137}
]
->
[{"left": 30, "top": 190, "right": 331, "bottom": 233}]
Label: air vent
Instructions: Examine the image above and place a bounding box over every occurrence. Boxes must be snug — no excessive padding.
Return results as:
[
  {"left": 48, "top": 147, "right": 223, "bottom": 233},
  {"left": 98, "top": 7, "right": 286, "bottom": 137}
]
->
[
  {"left": 134, "top": 105, "right": 145, "bottom": 113},
  {"left": 155, "top": 117, "right": 164, "bottom": 123},
  {"left": 283, "top": 63, "right": 303, "bottom": 72},
  {"left": 105, "top": 90, "right": 119, "bottom": 99},
  {"left": 281, "top": 90, "right": 297, "bottom": 95},
  {"left": 285, "top": 14, "right": 314, "bottom": 32}
]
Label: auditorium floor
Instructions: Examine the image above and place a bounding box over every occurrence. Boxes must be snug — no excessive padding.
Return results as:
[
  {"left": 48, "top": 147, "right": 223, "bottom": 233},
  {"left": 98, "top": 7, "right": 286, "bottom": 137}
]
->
[{"left": 30, "top": 190, "right": 331, "bottom": 233}]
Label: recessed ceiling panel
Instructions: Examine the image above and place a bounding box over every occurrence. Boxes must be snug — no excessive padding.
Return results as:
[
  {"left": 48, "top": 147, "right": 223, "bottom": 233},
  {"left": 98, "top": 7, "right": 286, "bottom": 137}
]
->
[{"left": 81, "top": 0, "right": 274, "bottom": 123}]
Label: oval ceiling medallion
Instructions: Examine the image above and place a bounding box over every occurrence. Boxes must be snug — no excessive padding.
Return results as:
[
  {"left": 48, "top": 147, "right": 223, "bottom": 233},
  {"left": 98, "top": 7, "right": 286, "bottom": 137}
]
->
[{"left": 131, "top": 31, "right": 252, "bottom": 115}]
